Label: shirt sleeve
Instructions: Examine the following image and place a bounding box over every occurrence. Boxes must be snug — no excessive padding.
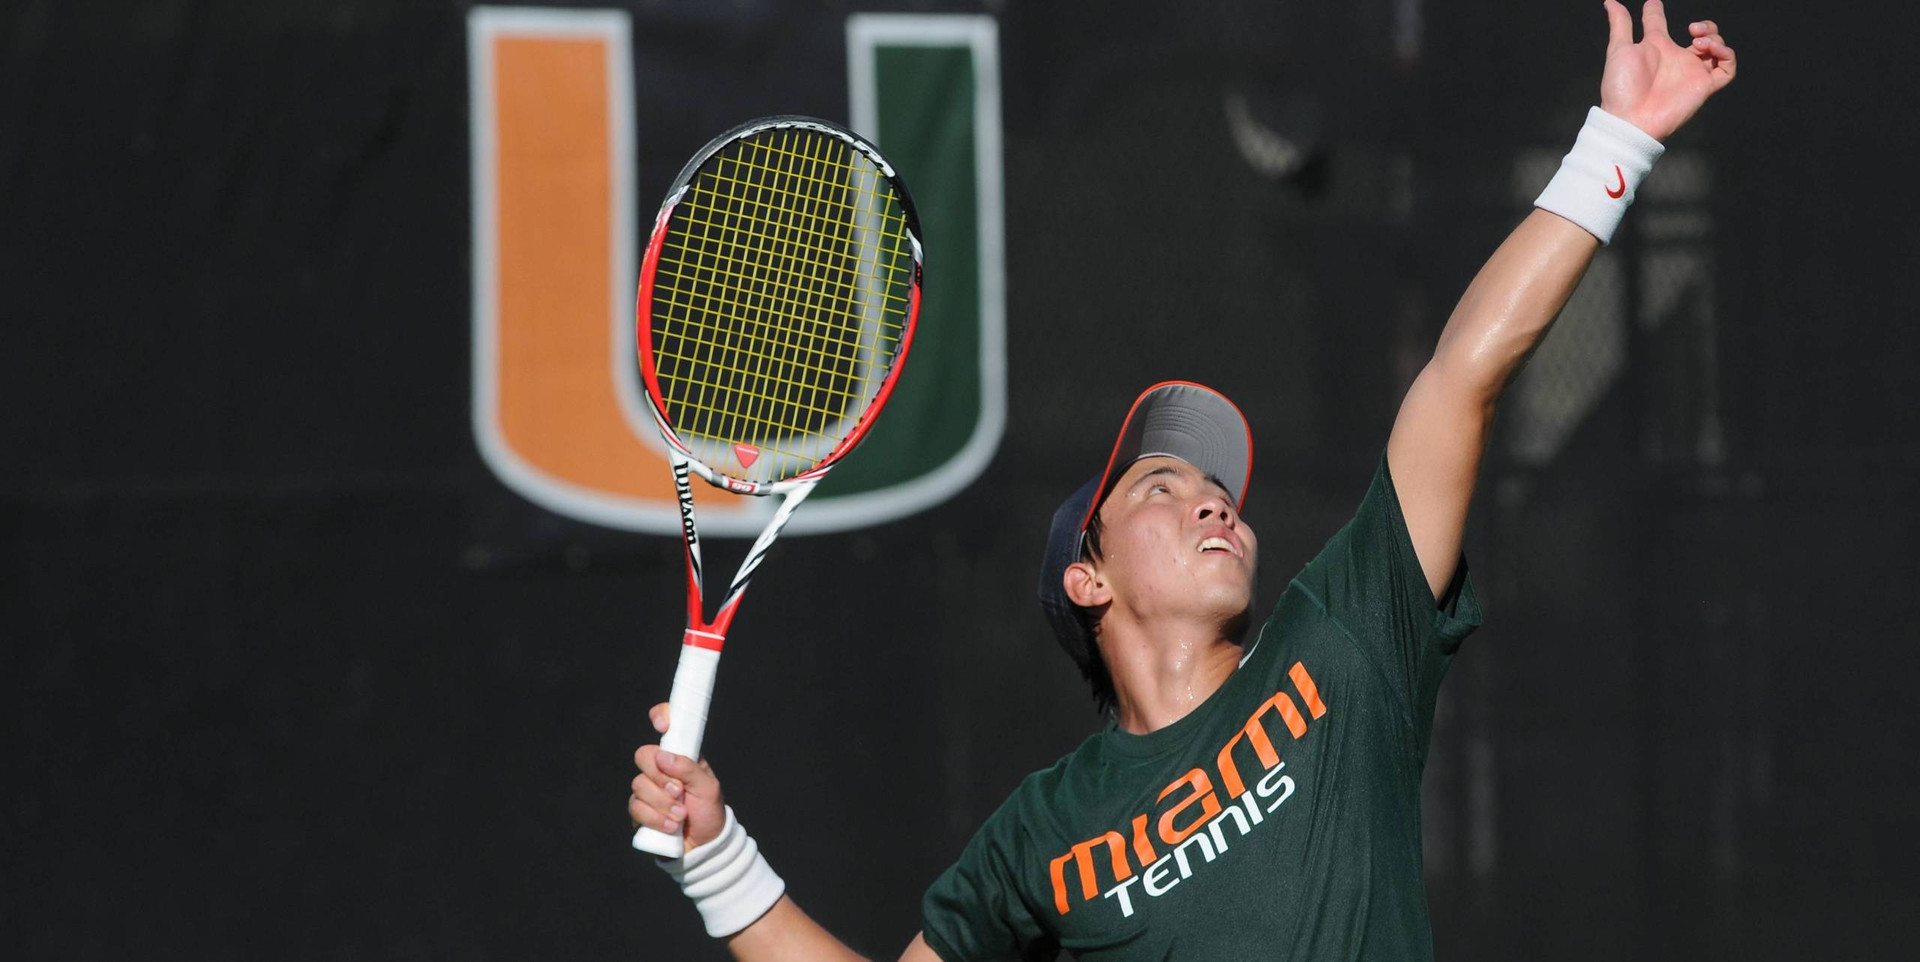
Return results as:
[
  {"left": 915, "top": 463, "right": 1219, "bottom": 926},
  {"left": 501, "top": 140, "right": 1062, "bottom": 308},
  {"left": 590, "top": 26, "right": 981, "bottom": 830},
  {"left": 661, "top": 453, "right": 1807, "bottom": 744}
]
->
[
  {"left": 920, "top": 806, "right": 1058, "bottom": 962},
  {"left": 1288, "top": 452, "right": 1482, "bottom": 754}
]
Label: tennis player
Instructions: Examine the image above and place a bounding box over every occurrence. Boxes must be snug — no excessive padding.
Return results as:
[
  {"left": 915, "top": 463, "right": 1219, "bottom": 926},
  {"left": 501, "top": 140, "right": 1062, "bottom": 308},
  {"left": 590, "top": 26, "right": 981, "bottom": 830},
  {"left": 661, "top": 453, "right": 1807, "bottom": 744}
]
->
[{"left": 631, "top": 3, "right": 1734, "bottom": 958}]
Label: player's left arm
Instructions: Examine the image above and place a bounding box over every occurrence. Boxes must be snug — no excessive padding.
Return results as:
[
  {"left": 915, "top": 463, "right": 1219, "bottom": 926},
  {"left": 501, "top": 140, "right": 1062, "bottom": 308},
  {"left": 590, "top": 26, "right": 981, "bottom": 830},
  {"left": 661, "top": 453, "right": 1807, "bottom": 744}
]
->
[{"left": 1387, "top": 0, "right": 1736, "bottom": 598}]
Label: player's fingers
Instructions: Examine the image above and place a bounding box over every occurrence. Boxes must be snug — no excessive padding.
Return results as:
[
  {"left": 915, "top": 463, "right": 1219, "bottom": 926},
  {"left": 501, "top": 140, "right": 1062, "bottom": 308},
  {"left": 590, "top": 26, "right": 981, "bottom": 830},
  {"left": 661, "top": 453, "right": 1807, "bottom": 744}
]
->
[
  {"left": 1688, "top": 20, "right": 1718, "bottom": 37},
  {"left": 1693, "top": 38, "right": 1733, "bottom": 69},
  {"left": 1640, "top": 0, "right": 1670, "bottom": 43},
  {"left": 1603, "top": 0, "right": 1633, "bottom": 50},
  {"left": 649, "top": 702, "right": 671, "bottom": 734},
  {"left": 1711, "top": 42, "right": 1737, "bottom": 85},
  {"left": 631, "top": 772, "right": 685, "bottom": 816},
  {"left": 634, "top": 744, "right": 681, "bottom": 793},
  {"left": 1689, "top": 33, "right": 1731, "bottom": 55},
  {"left": 656, "top": 750, "right": 721, "bottom": 799},
  {"left": 629, "top": 795, "right": 683, "bottom": 834}
]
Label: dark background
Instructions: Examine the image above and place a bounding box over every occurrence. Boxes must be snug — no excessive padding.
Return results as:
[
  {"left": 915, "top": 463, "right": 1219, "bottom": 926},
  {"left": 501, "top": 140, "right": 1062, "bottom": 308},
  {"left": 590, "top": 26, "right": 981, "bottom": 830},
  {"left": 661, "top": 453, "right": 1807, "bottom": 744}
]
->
[{"left": 6, "top": 1, "right": 1916, "bottom": 959}]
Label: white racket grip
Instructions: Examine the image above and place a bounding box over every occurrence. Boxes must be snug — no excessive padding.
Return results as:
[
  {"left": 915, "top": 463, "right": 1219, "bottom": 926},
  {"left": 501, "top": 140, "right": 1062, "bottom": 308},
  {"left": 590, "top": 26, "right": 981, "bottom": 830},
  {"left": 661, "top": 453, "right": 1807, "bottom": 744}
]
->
[{"left": 633, "top": 642, "right": 722, "bottom": 858}]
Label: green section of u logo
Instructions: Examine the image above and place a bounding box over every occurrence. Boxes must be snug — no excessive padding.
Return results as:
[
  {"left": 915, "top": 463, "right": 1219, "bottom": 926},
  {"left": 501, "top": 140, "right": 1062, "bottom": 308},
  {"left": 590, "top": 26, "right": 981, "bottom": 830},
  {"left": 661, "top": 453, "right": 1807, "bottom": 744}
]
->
[
  {"left": 821, "top": 15, "right": 1006, "bottom": 514},
  {"left": 467, "top": 9, "right": 1004, "bottom": 536}
]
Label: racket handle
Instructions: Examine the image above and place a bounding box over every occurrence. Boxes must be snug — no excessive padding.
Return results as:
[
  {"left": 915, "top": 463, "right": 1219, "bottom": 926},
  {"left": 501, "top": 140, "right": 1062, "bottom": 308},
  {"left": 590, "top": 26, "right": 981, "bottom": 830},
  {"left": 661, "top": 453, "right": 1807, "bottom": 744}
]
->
[{"left": 633, "top": 642, "right": 722, "bottom": 858}]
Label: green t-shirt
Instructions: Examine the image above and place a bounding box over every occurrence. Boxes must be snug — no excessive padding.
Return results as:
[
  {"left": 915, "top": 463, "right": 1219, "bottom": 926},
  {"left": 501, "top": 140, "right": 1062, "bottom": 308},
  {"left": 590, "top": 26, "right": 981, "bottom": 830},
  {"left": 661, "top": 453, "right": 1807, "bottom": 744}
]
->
[{"left": 922, "top": 455, "right": 1481, "bottom": 961}]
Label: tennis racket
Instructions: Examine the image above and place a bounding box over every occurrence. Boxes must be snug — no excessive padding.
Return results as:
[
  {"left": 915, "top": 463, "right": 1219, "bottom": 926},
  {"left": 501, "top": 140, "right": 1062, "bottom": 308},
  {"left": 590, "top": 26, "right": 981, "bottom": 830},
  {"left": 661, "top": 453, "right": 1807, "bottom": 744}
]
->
[{"left": 631, "top": 116, "right": 922, "bottom": 857}]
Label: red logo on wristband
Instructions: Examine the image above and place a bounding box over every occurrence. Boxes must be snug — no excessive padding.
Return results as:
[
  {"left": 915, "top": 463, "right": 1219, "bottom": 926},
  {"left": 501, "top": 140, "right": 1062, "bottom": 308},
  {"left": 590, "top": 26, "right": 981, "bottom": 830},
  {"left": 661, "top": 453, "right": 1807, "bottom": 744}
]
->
[{"left": 1605, "top": 165, "right": 1626, "bottom": 199}]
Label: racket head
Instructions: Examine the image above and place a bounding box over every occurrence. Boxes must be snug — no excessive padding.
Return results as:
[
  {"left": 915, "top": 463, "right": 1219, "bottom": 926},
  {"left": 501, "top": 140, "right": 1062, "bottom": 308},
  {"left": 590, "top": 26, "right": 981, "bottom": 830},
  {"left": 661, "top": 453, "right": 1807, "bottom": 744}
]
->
[{"left": 636, "top": 116, "right": 923, "bottom": 496}]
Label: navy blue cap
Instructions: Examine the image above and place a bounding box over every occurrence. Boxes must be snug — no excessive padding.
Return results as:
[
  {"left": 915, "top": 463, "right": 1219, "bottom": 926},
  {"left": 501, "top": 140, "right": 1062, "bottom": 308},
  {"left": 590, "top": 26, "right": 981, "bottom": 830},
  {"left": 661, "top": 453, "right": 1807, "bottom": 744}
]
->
[{"left": 1037, "top": 382, "right": 1253, "bottom": 675}]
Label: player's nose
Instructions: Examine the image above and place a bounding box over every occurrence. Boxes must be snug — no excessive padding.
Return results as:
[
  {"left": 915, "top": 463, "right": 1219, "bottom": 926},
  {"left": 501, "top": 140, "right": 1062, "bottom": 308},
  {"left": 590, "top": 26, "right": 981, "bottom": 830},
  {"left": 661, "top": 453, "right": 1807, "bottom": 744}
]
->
[{"left": 1193, "top": 495, "right": 1234, "bottom": 526}]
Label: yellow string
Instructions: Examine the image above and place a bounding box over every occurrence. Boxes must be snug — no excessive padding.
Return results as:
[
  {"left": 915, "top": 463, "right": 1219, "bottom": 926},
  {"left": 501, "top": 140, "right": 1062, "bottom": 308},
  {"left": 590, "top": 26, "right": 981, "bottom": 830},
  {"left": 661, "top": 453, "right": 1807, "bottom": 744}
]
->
[{"left": 647, "top": 126, "right": 915, "bottom": 481}]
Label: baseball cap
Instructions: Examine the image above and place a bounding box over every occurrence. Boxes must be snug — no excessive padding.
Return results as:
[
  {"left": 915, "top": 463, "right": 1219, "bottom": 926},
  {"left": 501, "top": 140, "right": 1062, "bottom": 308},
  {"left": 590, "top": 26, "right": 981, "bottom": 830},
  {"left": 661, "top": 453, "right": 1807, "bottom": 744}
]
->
[{"left": 1037, "top": 381, "right": 1254, "bottom": 676}]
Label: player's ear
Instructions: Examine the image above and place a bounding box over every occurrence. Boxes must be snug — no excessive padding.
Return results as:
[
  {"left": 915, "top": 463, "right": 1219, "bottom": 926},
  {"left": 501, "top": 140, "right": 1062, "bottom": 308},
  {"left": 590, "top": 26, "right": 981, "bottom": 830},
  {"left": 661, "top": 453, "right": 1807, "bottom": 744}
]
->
[{"left": 1063, "top": 560, "right": 1110, "bottom": 608}]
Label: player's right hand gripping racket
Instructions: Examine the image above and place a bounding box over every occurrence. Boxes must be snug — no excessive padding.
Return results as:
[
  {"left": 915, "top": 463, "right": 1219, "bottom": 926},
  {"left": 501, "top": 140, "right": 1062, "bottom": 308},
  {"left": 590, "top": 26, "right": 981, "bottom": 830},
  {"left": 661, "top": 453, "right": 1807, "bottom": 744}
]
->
[{"left": 631, "top": 116, "right": 922, "bottom": 857}]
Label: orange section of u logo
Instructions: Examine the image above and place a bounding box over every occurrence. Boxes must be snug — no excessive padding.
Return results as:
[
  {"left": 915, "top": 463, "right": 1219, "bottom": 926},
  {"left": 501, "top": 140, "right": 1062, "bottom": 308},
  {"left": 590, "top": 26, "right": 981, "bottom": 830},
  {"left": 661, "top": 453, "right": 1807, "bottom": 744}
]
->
[{"left": 468, "top": 8, "right": 757, "bottom": 531}]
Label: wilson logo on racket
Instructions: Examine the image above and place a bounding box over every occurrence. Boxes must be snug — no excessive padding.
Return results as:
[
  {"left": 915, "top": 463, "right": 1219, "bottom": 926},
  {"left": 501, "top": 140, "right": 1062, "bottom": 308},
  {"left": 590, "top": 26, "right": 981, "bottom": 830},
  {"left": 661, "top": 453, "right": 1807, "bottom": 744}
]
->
[{"left": 674, "top": 462, "right": 698, "bottom": 548}]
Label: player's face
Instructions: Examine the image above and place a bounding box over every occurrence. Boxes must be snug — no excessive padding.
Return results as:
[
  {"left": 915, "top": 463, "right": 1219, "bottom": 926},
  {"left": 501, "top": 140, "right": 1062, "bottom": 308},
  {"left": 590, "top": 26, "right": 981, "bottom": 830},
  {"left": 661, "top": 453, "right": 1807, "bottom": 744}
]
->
[{"left": 1089, "top": 456, "right": 1257, "bottom": 627}]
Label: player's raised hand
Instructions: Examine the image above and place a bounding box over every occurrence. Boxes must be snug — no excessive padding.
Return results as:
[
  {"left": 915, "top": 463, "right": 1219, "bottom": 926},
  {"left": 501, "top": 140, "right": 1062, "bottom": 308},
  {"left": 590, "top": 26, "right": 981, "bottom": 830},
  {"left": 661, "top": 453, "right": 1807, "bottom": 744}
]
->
[
  {"left": 631, "top": 703, "right": 729, "bottom": 854},
  {"left": 1600, "top": 1, "right": 1736, "bottom": 141}
]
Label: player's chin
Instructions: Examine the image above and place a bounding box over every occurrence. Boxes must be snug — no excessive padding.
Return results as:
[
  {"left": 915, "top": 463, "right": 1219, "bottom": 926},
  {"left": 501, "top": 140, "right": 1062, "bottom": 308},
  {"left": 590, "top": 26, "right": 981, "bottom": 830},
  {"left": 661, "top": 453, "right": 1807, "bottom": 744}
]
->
[
  {"left": 1225, "top": 604, "right": 1254, "bottom": 641},
  {"left": 1194, "top": 580, "right": 1256, "bottom": 623},
  {"left": 1196, "top": 552, "right": 1255, "bottom": 586}
]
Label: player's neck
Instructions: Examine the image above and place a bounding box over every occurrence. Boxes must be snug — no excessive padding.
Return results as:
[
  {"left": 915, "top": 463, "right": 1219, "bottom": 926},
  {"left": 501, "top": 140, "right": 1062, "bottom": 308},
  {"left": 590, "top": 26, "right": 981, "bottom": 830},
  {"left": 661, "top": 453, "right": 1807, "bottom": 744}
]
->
[{"left": 1101, "top": 618, "right": 1244, "bottom": 735}]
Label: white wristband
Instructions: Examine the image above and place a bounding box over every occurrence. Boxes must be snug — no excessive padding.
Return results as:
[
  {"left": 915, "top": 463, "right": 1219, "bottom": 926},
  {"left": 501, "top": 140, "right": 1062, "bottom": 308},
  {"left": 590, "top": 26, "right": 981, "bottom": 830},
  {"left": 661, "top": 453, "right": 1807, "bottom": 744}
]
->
[
  {"left": 655, "top": 805, "right": 786, "bottom": 938},
  {"left": 1533, "top": 106, "right": 1665, "bottom": 245}
]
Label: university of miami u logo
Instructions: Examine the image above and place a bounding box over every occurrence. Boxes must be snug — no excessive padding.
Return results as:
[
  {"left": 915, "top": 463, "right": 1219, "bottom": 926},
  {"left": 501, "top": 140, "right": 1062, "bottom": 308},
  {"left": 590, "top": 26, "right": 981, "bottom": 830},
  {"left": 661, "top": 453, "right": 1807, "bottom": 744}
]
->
[{"left": 467, "top": 8, "right": 1005, "bottom": 535}]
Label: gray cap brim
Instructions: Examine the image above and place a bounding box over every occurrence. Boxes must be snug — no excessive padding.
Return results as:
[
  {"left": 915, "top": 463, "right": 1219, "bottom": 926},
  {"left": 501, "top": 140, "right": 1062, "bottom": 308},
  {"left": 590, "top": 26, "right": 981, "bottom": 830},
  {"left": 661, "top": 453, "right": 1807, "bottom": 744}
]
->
[{"left": 1081, "top": 381, "right": 1252, "bottom": 529}]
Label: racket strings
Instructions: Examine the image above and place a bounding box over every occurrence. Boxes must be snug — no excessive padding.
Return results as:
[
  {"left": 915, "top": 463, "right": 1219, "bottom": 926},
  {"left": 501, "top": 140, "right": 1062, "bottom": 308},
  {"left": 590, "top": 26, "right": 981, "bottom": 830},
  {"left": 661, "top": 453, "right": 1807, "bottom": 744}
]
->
[
  {"left": 677, "top": 140, "right": 901, "bottom": 416},
  {"left": 655, "top": 132, "right": 907, "bottom": 464},
  {"left": 661, "top": 137, "right": 892, "bottom": 474},
  {"left": 721, "top": 134, "right": 875, "bottom": 456},
  {"left": 649, "top": 126, "right": 916, "bottom": 483},
  {"left": 673, "top": 140, "right": 910, "bottom": 403}
]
